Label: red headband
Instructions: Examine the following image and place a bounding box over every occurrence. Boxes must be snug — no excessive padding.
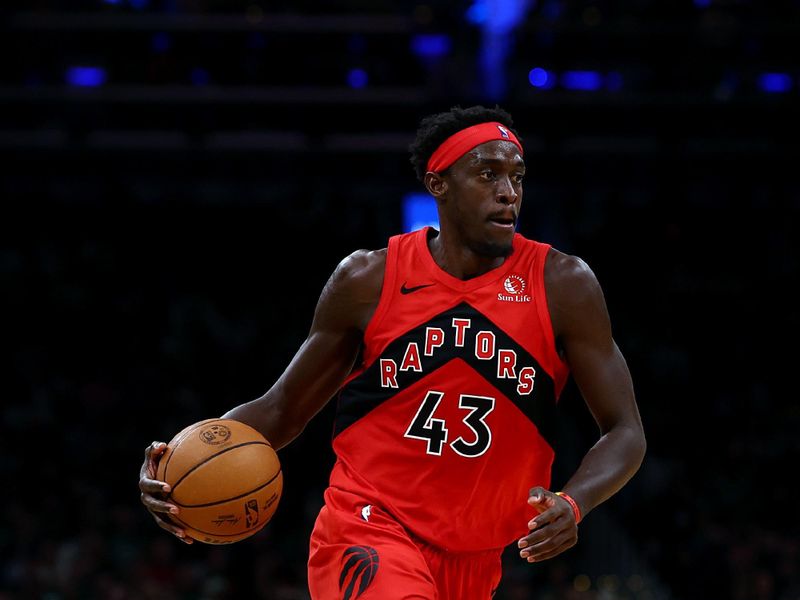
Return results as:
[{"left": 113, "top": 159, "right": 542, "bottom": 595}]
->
[{"left": 426, "top": 121, "right": 523, "bottom": 173}]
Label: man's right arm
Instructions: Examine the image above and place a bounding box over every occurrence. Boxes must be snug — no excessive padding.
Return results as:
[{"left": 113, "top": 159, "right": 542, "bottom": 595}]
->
[{"left": 139, "top": 248, "right": 385, "bottom": 541}]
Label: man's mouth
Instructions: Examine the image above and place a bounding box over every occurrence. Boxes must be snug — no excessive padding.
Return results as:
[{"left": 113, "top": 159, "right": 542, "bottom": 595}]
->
[{"left": 489, "top": 215, "right": 516, "bottom": 228}]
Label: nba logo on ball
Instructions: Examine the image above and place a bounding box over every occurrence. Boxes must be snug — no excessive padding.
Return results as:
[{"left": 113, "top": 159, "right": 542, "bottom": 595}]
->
[
  {"left": 245, "top": 499, "right": 259, "bottom": 528},
  {"left": 199, "top": 424, "right": 231, "bottom": 445}
]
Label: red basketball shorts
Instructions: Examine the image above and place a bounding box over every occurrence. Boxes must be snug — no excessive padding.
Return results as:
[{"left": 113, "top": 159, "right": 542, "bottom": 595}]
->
[{"left": 308, "top": 487, "right": 503, "bottom": 600}]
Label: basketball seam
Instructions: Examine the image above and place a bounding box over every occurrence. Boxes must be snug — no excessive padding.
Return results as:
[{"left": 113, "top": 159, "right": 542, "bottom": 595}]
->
[
  {"left": 169, "top": 440, "right": 274, "bottom": 495},
  {"left": 161, "top": 418, "right": 220, "bottom": 484},
  {"left": 161, "top": 427, "right": 194, "bottom": 483},
  {"left": 172, "top": 469, "right": 282, "bottom": 508}
]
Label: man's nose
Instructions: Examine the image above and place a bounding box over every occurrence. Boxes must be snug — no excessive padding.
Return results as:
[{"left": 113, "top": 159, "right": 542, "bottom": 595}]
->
[{"left": 496, "top": 176, "right": 518, "bottom": 204}]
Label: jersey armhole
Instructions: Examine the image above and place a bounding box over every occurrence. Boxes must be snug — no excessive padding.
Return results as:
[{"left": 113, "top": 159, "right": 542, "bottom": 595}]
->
[
  {"left": 362, "top": 235, "right": 399, "bottom": 346},
  {"left": 533, "top": 243, "right": 570, "bottom": 396}
]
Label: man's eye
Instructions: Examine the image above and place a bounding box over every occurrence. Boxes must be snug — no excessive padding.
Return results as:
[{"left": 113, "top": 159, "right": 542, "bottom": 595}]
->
[{"left": 480, "top": 171, "right": 495, "bottom": 180}]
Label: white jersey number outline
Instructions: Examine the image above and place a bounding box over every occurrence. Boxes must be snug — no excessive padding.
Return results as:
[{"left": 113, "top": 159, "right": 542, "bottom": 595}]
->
[{"left": 404, "top": 390, "right": 495, "bottom": 457}]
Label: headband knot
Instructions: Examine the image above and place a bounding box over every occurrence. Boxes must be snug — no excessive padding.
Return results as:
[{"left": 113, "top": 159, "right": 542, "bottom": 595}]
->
[{"left": 426, "top": 122, "right": 523, "bottom": 173}]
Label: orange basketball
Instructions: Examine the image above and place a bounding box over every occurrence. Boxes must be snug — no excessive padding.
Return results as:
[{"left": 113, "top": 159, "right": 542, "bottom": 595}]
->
[{"left": 156, "top": 418, "right": 283, "bottom": 544}]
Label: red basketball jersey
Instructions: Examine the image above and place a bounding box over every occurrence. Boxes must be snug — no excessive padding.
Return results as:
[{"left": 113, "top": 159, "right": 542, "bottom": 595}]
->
[{"left": 329, "top": 227, "right": 570, "bottom": 552}]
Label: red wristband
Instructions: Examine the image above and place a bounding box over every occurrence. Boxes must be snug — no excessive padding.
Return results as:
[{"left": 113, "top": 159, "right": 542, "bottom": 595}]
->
[{"left": 556, "top": 491, "right": 582, "bottom": 524}]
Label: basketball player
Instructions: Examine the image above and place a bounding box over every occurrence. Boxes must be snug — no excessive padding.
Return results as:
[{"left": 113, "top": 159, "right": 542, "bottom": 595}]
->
[{"left": 139, "top": 105, "right": 646, "bottom": 599}]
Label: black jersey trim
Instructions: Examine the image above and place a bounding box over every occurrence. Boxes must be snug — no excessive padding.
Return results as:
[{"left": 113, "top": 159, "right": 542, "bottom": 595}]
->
[{"left": 334, "top": 302, "right": 558, "bottom": 445}]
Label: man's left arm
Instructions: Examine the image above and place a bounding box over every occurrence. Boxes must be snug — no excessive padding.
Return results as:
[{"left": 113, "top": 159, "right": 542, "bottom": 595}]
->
[{"left": 518, "top": 251, "right": 646, "bottom": 563}]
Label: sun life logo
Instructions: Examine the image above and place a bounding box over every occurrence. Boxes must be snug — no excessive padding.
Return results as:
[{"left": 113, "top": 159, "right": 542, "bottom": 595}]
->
[
  {"left": 503, "top": 275, "right": 525, "bottom": 294},
  {"left": 498, "top": 274, "right": 531, "bottom": 302}
]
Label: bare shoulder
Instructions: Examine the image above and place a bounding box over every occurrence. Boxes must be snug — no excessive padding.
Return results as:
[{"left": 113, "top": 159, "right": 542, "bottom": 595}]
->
[
  {"left": 544, "top": 247, "right": 602, "bottom": 300},
  {"left": 336, "top": 248, "right": 387, "bottom": 278},
  {"left": 315, "top": 248, "right": 387, "bottom": 334},
  {"left": 543, "top": 247, "right": 609, "bottom": 338},
  {"left": 329, "top": 248, "right": 387, "bottom": 299}
]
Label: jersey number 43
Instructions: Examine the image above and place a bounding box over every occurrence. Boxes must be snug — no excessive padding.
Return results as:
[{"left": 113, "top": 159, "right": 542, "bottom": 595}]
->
[{"left": 404, "top": 390, "right": 495, "bottom": 458}]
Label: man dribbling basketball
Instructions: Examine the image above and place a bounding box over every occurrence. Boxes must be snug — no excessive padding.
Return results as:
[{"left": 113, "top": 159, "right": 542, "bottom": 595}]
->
[{"left": 139, "top": 104, "right": 647, "bottom": 599}]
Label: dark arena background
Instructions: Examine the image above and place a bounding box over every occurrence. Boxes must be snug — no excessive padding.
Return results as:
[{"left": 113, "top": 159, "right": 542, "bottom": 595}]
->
[{"left": 2, "top": 1, "right": 798, "bottom": 599}]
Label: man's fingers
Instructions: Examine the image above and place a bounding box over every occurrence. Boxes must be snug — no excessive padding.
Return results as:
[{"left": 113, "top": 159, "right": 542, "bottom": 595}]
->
[
  {"left": 523, "top": 536, "right": 577, "bottom": 562},
  {"left": 519, "top": 530, "right": 576, "bottom": 561},
  {"left": 140, "top": 441, "right": 167, "bottom": 480},
  {"left": 527, "top": 489, "right": 556, "bottom": 513},
  {"left": 140, "top": 490, "right": 178, "bottom": 513},
  {"left": 523, "top": 545, "right": 565, "bottom": 562},
  {"left": 518, "top": 518, "right": 565, "bottom": 551},
  {"left": 527, "top": 486, "right": 549, "bottom": 503},
  {"left": 525, "top": 500, "right": 564, "bottom": 531},
  {"left": 150, "top": 511, "right": 193, "bottom": 544},
  {"left": 145, "top": 441, "right": 167, "bottom": 460},
  {"left": 526, "top": 505, "right": 562, "bottom": 529},
  {"left": 518, "top": 515, "right": 577, "bottom": 554},
  {"left": 140, "top": 441, "right": 170, "bottom": 493},
  {"left": 139, "top": 476, "right": 171, "bottom": 493},
  {"left": 527, "top": 493, "right": 573, "bottom": 529},
  {"left": 529, "top": 527, "right": 574, "bottom": 551},
  {"left": 140, "top": 441, "right": 190, "bottom": 543},
  {"left": 519, "top": 520, "right": 560, "bottom": 548}
]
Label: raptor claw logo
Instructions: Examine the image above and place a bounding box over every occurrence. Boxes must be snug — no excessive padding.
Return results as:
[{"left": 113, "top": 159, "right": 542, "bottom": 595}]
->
[{"left": 339, "top": 545, "right": 379, "bottom": 600}]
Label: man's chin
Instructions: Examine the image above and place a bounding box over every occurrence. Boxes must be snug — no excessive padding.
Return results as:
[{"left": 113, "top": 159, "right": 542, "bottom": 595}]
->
[{"left": 471, "top": 238, "right": 514, "bottom": 259}]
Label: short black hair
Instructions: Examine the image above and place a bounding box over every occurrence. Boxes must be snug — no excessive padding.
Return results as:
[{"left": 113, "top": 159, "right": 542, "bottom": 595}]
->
[{"left": 408, "top": 104, "right": 521, "bottom": 182}]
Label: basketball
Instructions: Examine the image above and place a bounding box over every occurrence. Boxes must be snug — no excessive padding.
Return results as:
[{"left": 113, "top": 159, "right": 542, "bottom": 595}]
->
[{"left": 156, "top": 418, "right": 283, "bottom": 545}]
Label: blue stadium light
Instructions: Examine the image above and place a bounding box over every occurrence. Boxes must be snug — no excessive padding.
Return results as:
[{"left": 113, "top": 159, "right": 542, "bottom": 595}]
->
[
  {"left": 562, "top": 70, "right": 603, "bottom": 91},
  {"left": 101, "top": 0, "right": 122, "bottom": 4},
  {"left": 151, "top": 32, "right": 171, "bottom": 53},
  {"left": 65, "top": 66, "right": 107, "bottom": 87},
  {"left": 410, "top": 34, "right": 452, "bottom": 59},
  {"left": 347, "top": 68, "right": 368, "bottom": 89},
  {"left": 465, "top": 0, "right": 489, "bottom": 25},
  {"left": 403, "top": 193, "right": 439, "bottom": 233},
  {"left": 693, "top": 0, "right": 711, "bottom": 7},
  {"left": 470, "top": 0, "right": 531, "bottom": 101},
  {"left": 528, "top": 67, "right": 555, "bottom": 89},
  {"left": 757, "top": 72, "right": 792, "bottom": 93},
  {"left": 129, "top": 0, "right": 150, "bottom": 9}
]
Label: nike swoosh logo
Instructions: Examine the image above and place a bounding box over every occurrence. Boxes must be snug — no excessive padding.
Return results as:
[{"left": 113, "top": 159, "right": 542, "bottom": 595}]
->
[{"left": 400, "top": 282, "right": 435, "bottom": 295}]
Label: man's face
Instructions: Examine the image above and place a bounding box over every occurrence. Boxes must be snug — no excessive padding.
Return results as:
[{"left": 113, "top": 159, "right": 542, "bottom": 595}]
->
[{"left": 441, "top": 140, "right": 525, "bottom": 258}]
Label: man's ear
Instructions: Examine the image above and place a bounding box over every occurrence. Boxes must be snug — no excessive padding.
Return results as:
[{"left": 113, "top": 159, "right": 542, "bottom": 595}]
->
[{"left": 424, "top": 171, "right": 448, "bottom": 199}]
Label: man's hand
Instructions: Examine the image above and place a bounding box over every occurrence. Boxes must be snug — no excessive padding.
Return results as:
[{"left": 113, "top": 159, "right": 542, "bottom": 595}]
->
[
  {"left": 517, "top": 486, "right": 578, "bottom": 562},
  {"left": 138, "top": 441, "right": 193, "bottom": 544}
]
